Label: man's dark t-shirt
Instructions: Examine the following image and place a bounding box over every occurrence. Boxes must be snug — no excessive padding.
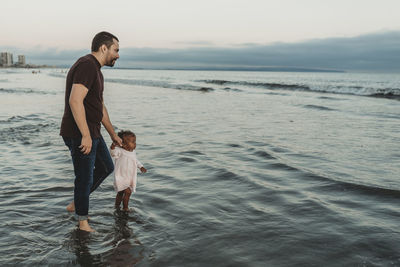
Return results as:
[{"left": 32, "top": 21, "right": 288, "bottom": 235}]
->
[{"left": 60, "top": 54, "right": 104, "bottom": 138}]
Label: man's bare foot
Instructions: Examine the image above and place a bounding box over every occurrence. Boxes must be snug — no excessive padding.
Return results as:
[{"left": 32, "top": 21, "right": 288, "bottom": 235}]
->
[
  {"left": 78, "top": 220, "right": 95, "bottom": 232},
  {"left": 122, "top": 207, "right": 130, "bottom": 212},
  {"left": 66, "top": 201, "right": 75, "bottom": 212}
]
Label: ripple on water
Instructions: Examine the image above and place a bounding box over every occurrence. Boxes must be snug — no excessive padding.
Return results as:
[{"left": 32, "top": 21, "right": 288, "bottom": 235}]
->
[
  {"left": 267, "top": 161, "right": 299, "bottom": 171},
  {"left": 178, "top": 156, "right": 197, "bottom": 162},
  {"left": 179, "top": 150, "right": 205, "bottom": 156},
  {"left": 227, "top": 143, "right": 242, "bottom": 148},
  {"left": 253, "top": 150, "right": 276, "bottom": 160}
]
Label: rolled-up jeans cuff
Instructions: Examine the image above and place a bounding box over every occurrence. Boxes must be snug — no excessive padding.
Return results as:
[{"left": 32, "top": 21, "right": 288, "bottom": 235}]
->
[{"left": 76, "top": 214, "right": 88, "bottom": 221}]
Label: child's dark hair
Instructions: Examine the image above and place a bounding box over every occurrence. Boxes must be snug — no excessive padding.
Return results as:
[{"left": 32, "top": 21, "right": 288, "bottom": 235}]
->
[{"left": 117, "top": 130, "right": 136, "bottom": 140}]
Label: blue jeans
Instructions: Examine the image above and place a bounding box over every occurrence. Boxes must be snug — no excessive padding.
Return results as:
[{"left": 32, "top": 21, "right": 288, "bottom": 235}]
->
[{"left": 63, "top": 136, "right": 114, "bottom": 221}]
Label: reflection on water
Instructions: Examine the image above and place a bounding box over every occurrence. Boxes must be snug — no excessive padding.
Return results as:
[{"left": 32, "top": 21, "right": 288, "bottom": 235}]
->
[
  {"left": 68, "top": 211, "right": 145, "bottom": 266},
  {"left": 106, "top": 210, "right": 145, "bottom": 266},
  {"left": 70, "top": 230, "right": 100, "bottom": 266}
]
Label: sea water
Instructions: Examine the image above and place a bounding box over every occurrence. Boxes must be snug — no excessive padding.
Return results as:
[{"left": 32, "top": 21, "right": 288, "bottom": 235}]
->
[{"left": 0, "top": 68, "right": 399, "bottom": 266}]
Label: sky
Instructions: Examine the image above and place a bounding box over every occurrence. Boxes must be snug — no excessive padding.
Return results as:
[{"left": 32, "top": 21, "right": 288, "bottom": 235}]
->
[{"left": 2, "top": 0, "right": 400, "bottom": 71}]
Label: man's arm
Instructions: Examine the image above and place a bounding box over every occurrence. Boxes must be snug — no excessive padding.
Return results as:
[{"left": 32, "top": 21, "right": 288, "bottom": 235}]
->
[
  {"left": 69, "top": 84, "right": 92, "bottom": 154},
  {"left": 102, "top": 103, "right": 123, "bottom": 146}
]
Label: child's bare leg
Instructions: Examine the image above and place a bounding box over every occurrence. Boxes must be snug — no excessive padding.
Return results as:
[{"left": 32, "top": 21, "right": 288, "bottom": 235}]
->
[
  {"left": 66, "top": 201, "right": 75, "bottom": 212},
  {"left": 122, "top": 188, "right": 132, "bottom": 211},
  {"left": 115, "top": 191, "right": 124, "bottom": 209}
]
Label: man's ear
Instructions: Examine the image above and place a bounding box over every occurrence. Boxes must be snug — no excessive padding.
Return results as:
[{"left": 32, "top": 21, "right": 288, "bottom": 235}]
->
[{"left": 101, "top": 44, "right": 107, "bottom": 54}]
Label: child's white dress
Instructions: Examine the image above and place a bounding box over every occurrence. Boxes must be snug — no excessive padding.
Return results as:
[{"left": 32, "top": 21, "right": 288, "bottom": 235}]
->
[{"left": 110, "top": 147, "right": 143, "bottom": 193}]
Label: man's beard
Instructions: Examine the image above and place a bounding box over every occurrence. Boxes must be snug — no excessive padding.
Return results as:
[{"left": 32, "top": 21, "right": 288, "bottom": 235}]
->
[{"left": 105, "top": 57, "right": 117, "bottom": 67}]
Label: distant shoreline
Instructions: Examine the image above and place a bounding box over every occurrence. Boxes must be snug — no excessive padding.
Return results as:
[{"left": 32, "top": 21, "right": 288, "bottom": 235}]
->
[
  {"left": 0, "top": 65, "right": 345, "bottom": 73},
  {"left": 0, "top": 64, "right": 57, "bottom": 69}
]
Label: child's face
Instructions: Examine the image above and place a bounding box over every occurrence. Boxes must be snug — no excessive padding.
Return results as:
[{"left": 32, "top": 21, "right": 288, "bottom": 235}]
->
[{"left": 122, "top": 135, "right": 136, "bottom": 151}]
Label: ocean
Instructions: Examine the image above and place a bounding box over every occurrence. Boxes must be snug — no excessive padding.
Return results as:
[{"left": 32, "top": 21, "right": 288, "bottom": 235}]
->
[{"left": 0, "top": 68, "right": 399, "bottom": 266}]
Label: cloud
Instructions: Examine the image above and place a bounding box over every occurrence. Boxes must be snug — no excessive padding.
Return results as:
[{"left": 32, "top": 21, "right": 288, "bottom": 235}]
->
[{"left": 2, "top": 31, "right": 400, "bottom": 71}]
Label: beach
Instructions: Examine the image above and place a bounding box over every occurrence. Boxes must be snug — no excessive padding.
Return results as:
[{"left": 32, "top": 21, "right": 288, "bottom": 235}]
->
[{"left": 0, "top": 68, "right": 399, "bottom": 266}]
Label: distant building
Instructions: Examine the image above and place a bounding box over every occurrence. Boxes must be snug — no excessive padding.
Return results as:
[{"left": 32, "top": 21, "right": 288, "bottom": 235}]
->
[
  {"left": 18, "top": 55, "right": 26, "bottom": 66},
  {"left": 0, "top": 52, "right": 13, "bottom": 67}
]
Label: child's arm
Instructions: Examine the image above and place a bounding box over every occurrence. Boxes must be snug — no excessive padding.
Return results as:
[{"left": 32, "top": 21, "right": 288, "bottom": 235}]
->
[
  {"left": 136, "top": 159, "right": 147, "bottom": 173},
  {"left": 110, "top": 145, "right": 121, "bottom": 158}
]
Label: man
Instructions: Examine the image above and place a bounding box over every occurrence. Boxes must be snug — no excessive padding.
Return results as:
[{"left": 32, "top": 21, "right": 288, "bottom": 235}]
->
[{"left": 60, "top": 31, "right": 122, "bottom": 232}]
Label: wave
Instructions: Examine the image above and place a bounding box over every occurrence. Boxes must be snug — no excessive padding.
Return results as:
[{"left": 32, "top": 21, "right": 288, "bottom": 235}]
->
[
  {"left": 259, "top": 154, "right": 400, "bottom": 198},
  {"left": 47, "top": 71, "right": 400, "bottom": 99},
  {"left": 246, "top": 141, "right": 400, "bottom": 197},
  {"left": 199, "top": 79, "right": 400, "bottom": 100},
  {"left": 200, "top": 79, "right": 310, "bottom": 90},
  {"left": 0, "top": 70, "right": 18, "bottom": 74},
  {"left": 0, "top": 114, "right": 57, "bottom": 144},
  {"left": 370, "top": 92, "right": 400, "bottom": 100},
  {"left": 106, "top": 78, "right": 214, "bottom": 92},
  {"left": 222, "top": 87, "right": 243, "bottom": 92},
  {"left": 47, "top": 72, "right": 67, "bottom": 79},
  {"left": 267, "top": 158, "right": 400, "bottom": 198},
  {"left": 317, "top": 96, "right": 345, "bottom": 101},
  {"left": 303, "top": 105, "right": 336, "bottom": 111},
  {"left": 0, "top": 122, "right": 56, "bottom": 144},
  {"left": 312, "top": 175, "right": 400, "bottom": 199},
  {"left": 0, "top": 114, "right": 45, "bottom": 124},
  {"left": 0, "top": 88, "right": 57, "bottom": 95}
]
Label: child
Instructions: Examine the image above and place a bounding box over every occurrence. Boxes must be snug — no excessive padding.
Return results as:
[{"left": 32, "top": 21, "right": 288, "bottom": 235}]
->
[{"left": 110, "top": 130, "right": 147, "bottom": 211}]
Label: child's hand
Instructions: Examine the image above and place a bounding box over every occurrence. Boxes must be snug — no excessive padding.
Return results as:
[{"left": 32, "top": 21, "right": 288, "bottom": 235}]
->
[
  {"left": 110, "top": 142, "right": 116, "bottom": 150},
  {"left": 140, "top": 167, "right": 147, "bottom": 173}
]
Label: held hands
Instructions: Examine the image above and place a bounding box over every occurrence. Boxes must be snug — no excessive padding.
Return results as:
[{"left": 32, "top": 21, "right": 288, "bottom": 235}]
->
[
  {"left": 111, "top": 133, "right": 123, "bottom": 147},
  {"left": 140, "top": 167, "right": 147, "bottom": 173},
  {"left": 80, "top": 135, "right": 92, "bottom": 155}
]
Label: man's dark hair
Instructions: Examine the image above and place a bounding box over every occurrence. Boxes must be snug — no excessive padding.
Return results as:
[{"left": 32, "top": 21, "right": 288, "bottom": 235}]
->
[
  {"left": 117, "top": 130, "right": 136, "bottom": 140},
  {"left": 91, "top": 31, "right": 119, "bottom": 52}
]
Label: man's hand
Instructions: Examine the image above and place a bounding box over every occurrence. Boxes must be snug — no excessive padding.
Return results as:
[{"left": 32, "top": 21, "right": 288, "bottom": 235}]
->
[
  {"left": 80, "top": 135, "right": 92, "bottom": 155},
  {"left": 111, "top": 133, "right": 123, "bottom": 147},
  {"left": 140, "top": 167, "right": 147, "bottom": 173}
]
